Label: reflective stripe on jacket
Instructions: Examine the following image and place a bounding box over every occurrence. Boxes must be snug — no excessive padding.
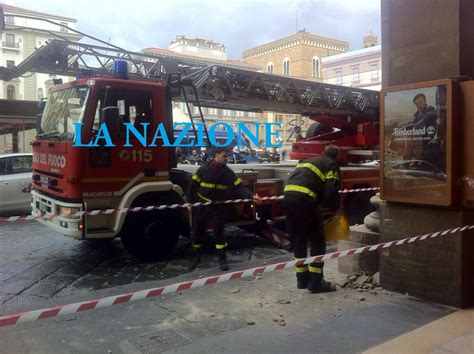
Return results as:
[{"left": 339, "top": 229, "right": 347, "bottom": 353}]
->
[
  {"left": 186, "top": 161, "right": 249, "bottom": 202},
  {"left": 284, "top": 155, "right": 341, "bottom": 201}
]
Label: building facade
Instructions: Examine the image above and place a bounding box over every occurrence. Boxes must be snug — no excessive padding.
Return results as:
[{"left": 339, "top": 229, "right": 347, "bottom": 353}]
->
[
  {"left": 143, "top": 36, "right": 267, "bottom": 140},
  {"left": 0, "top": 4, "right": 81, "bottom": 101},
  {"left": 322, "top": 31, "right": 382, "bottom": 91},
  {"left": 242, "top": 30, "right": 349, "bottom": 149},
  {"left": 0, "top": 5, "right": 81, "bottom": 153},
  {"left": 242, "top": 29, "right": 348, "bottom": 80},
  {"left": 168, "top": 35, "right": 228, "bottom": 61}
]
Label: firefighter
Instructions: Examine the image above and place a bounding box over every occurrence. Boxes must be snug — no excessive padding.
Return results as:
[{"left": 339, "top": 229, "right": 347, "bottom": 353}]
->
[
  {"left": 283, "top": 145, "right": 342, "bottom": 293},
  {"left": 197, "top": 147, "right": 209, "bottom": 164},
  {"left": 186, "top": 147, "right": 252, "bottom": 271}
]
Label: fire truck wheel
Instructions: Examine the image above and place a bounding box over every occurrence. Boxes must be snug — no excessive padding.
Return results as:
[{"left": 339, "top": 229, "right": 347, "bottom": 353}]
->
[
  {"left": 343, "top": 187, "right": 376, "bottom": 226},
  {"left": 306, "top": 122, "right": 332, "bottom": 138},
  {"left": 121, "top": 213, "right": 180, "bottom": 261}
]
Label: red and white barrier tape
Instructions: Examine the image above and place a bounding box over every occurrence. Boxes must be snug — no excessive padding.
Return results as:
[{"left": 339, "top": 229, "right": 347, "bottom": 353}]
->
[
  {"left": 0, "top": 196, "right": 274, "bottom": 223},
  {"left": 0, "top": 187, "right": 380, "bottom": 223},
  {"left": 339, "top": 187, "right": 379, "bottom": 194},
  {"left": 0, "top": 222, "right": 469, "bottom": 328}
]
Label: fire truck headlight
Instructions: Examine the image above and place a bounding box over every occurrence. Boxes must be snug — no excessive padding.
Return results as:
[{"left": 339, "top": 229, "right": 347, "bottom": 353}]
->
[{"left": 60, "top": 207, "right": 80, "bottom": 219}]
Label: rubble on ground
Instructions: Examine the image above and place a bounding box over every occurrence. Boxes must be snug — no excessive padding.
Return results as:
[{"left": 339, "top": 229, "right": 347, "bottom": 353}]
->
[{"left": 339, "top": 272, "right": 381, "bottom": 292}]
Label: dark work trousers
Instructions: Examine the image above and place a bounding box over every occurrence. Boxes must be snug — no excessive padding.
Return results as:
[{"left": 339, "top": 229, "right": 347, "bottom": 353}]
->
[
  {"left": 283, "top": 195, "right": 326, "bottom": 259},
  {"left": 191, "top": 204, "right": 229, "bottom": 246}
]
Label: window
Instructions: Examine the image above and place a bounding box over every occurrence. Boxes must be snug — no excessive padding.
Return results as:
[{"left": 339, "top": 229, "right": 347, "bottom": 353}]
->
[
  {"left": 42, "top": 86, "right": 90, "bottom": 137},
  {"left": 6, "top": 60, "right": 15, "bottom": 68},
  {"left": 7, "top": 85, "right": 15, "bottom": 99},
  {"left": 352, "top": 67, "right": 360, "bottom": 83},
  {"left": 60, "top": 22, "right": 68, "bottom": 33},
  {"left": 38, "top": 88, "right": 44, "bottom": 100},
  {"left": 0, "top": 158, "right": 6, "bottom": 175},
  {"left": 5, "top": 33, "right": 15, "bottom": 47},
  {"left": 11, "top": 156, "right": 32, "bottom": 174},
  {"left": 267, "top": 62, "right": 274, "bottom": 74},
  {"left": 91, "top": 87, "right": 152, "bottom": 139},
  {"left": 312, "top": 56, "right": 320, "bottom": 77},
  {"left": 335, "top": 70, "right": 342, "bottom": 85},
  {"left": 283, "top": 58, "right": 290, "bottom": 76},
  {"left": 371, "top": 64, "right": 379, "bottom": 80},
  {"left": 5, "top": 16, "right": 14, "bottom": 25},
  {"left": 208, "top": 108, "right": 218, "bottom": 116}
]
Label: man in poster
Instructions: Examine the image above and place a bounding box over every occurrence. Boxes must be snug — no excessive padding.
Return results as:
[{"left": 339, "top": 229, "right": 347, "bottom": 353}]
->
[{"left": 411, "top": 93, "right": 444, "bottom": 171}]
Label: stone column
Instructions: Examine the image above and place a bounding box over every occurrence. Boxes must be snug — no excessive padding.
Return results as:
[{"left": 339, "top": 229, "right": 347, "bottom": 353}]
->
[{"left": 380, "top": 0, "right": 474, "bottom": 307}]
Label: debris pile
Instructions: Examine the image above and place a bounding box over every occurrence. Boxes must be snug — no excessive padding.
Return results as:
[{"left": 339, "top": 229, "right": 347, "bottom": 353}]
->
[{"left": 339, "top": 272, "right": 381, "bottom": 292}]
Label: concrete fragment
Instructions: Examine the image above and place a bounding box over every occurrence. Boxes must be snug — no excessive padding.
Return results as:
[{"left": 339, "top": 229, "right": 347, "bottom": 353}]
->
[
  {"left": 277, "top": 299, "right": 291, "bottom": 304},
  {"left": 373, "top": 272, "right": 380, "bottom": 285},
  {"left": 356, "top": 275, "right": 369, "bottom": 285}
]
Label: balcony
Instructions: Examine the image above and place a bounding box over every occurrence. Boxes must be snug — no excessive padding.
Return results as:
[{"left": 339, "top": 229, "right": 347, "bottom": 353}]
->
[{"left": 2, "top": 41, "right": 20, "bottom": 51}]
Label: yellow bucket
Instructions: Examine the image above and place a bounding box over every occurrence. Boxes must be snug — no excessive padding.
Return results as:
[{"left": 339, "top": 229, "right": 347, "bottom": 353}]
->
[{"left": 324, "top": 213, "right": 350, "bottom": 241}]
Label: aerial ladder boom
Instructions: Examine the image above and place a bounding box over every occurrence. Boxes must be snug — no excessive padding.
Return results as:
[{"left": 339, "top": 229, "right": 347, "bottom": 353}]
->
[{"left": 0, "top": 8, "right": 379, "bottom": 118}]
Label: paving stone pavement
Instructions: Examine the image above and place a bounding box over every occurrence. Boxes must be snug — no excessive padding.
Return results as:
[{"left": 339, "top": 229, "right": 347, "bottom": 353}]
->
[{"left": 0, "top": 220, "right": 292, "bottom": 310}]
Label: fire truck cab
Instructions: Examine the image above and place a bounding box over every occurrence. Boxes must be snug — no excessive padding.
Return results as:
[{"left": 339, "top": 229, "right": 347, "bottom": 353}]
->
[{"left": 31, "top": 77, "right": 191, "bottom": 259}]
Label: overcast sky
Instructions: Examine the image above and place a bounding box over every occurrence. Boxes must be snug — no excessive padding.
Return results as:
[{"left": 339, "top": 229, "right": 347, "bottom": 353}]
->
[{"left": 6, "top": 0, "right": 381, "bottom": 59}]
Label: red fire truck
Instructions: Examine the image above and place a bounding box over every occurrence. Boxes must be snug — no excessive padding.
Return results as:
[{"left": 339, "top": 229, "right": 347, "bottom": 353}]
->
[{"left": 0, "top": 16, "right": 380, "bottom": 260}]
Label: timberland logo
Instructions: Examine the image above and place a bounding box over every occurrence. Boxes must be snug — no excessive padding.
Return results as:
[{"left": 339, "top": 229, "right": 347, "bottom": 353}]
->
[{"left": 393, "top": 126, "right": 426, "bottom": 136}]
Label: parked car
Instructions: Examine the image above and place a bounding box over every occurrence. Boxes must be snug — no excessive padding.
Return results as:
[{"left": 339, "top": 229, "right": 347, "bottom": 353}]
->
[
  {"left": 227, "top": 146, "right": 261, "bottom": 164},
  {"left": 385, "top": 159, "right": 447, "bottom": 181},
  {"left": 0, "top": 153, "right": 33, "bottom": 215}
]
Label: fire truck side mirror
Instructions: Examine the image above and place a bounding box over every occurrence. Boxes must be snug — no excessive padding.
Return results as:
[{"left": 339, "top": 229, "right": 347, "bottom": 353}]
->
[
  {"left": 101, "top": 106, "right": 120, "bottom": 139},
  {"left": 36, "top": 100, "right": 47, "bottom": 134}
]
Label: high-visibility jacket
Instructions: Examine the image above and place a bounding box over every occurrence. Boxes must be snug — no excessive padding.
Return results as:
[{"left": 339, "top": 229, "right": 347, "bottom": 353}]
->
[
  {"left": 284, "top": 155, "right": 341, "bottom": 204},
  {"left": 186, "top": 160, "right": 252, "bottom": 203}
]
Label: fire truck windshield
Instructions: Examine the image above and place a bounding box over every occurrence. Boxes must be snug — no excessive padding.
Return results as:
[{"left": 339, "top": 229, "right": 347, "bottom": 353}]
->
[{"left": 39, "top": 85, "right": 90, "bottom": 140}]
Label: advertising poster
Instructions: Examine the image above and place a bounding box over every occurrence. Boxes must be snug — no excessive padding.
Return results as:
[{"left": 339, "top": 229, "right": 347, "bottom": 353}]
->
[{"left": 381, "top": 80, "right": 453, "bottom": 206}]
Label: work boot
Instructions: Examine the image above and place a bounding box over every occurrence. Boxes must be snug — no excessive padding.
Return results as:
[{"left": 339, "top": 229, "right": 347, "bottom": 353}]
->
[
  {"left": 296, "top": 271, "right": 309, "bottom": 289},
  {"left": 187, "top": 247, "right": 201, "bottom": 272},
  {"left": 308, "top": 272, "right": 336, "bottom": 293},
  {"left": 217, "top": 249, "right": 229, "bottom": 271}
]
